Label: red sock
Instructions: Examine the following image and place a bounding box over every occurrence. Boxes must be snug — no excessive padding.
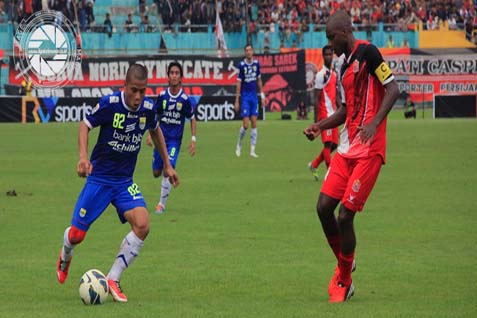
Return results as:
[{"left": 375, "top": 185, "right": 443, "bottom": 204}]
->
[
  {"left": 326, "top": 235, "right": 341, "bottom": 260},
  {"left": 312, "top": 151, "right": 324, "bottom": 169},
  {"left": 338, "top": 252, "right": 355, "bottom": 286},
  {"left": 323, "top": 147, "right": 331, "bottom": 168}
]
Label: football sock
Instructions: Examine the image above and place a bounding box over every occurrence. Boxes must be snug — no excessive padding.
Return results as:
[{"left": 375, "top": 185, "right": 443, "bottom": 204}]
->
[
  {"left": 326, "top": 235, "right": 341, "bottom": 260},
  {"left": 237, "top": 126, "right": 247, "bottom": 147},
  {"left": 61, "top": 226, "right": 74, "bottom": 261},
  {"left": 312, "top": 152, "right": 324, "bottom": 169},
  {"left": 108, "top": 231, "right": 144, "bottom": 281},
  {"left": 338, "top": 252, "right": 355, "bottom": 286},
  {"left": 159, "top": 177, "right": 171, "bottom": 207},
  {"left": 251, "top": 128, "right": 258, "bottom": 148},
  {"left": 323, "top": 147, "right": 331, "bottom": 168}
]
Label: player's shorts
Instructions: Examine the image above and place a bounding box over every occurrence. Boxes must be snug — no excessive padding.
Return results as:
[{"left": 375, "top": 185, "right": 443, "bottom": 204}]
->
[
  {"left": 240, "top": 95, "right": 259, "bottom": 118},
  {"left": 71, "top": 179, "right": 147, "bottom": 231},
  {"left": 320, "top": 153, "right": 383, "bottom": 212},
  {"left": 320, "top": 127, "right": 339, "bottom": 144},
  {"left": 152, "top": 140, "right": 181, "bottom": 171}
]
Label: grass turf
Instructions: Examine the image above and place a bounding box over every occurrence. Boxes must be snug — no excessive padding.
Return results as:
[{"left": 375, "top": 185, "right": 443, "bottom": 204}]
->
[{"left": 0, "top": 110, "right": 476, "bottom": 317}]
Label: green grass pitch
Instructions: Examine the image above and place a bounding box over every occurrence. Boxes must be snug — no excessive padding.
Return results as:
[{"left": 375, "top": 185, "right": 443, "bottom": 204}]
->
[{"left": 0, "top": 111, "right": 476, "bottom": 317}]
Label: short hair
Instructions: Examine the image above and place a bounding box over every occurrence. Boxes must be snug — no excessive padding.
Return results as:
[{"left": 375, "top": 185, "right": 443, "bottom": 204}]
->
[
  {"left": 244, "top": 44, "right": 253, "bottom": 51},
  {"left": 322, "top": 45, "right": 333, "bottom": 55},
  {"left": 167, "top": 61, "right": 183, "bottom": 77},
  {"left": 327, "top": 10, "right": 352, "bottom": 32},
  {"left": 126, "top": 63, "right": 148, "bottom": 82}
]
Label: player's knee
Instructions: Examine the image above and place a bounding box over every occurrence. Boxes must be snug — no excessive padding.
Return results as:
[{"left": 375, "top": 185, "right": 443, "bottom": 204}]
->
[
  {"left": 317, "top": 199, "right": 333, "bottom": 219},
  {"left": 68, "top": 226, "right": 87, "bottom": 244},
  {"left": 134, "top": 222, "right": 150, "bottom": 240},
  {"left": 152, "top": 170, "right": 162, "bottom": 178},
  {"left": 337, "top": 208, "right": 355, "bottom": 228}
]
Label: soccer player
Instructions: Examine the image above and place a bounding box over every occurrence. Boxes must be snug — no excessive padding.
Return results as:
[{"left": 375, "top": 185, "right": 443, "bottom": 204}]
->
[
  {"left": 234, "top": 44, "right": 265, "bottom": 158},
  {"left": 304, "top": 10, "right": 400, "bottom": 302},
  {"left": 56, "top": 64, "right": 179, "bottom": 303},
  {"left": 308, "top": 45, "right": 339, "bottom": 181},
  {"left": 146, "top": 61, "right": 196, "bottom": 214}
]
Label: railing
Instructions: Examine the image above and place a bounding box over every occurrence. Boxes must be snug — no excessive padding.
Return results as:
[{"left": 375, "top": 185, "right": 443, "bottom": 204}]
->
[{"left": 0, "top": 21, "right": 422, "bottom": 57}]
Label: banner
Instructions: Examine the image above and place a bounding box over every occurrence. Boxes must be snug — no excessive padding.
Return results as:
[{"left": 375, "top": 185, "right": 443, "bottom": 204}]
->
[
  {"left": 0, "top": 95, "right": 263, "bottom": 123},
  {"left": 0, "top": 96, "right": 98, "bottom": 123},
  {"left": 304, "top": 47, "right": 477, "bottom": 103},
  {"left": 8, "top": 51, "right": 306, "bottom": 111},
  {"left": 194, "top": 95, "right": 263, "bottom": 121}
]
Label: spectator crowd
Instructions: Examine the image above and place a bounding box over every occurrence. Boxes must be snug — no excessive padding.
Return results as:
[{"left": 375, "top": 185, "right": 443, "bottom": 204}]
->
[{"left": 2, "top": 0, "right": 476, "bottom": 44}]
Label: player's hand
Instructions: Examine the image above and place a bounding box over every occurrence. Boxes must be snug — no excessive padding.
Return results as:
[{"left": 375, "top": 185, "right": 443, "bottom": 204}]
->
[
  {"left": 77, "top": 158, "right": 92, "bottom": 178},
  {"left": 146, "top": 133, "right": 153, "bottom": 147},
  {"left": 234, "top": 99, "right": 240, "bottom": 113},
  {"left": 303, "top": 123, "right": 320, "bottom": 141},
  {"left": 163, "top": 165, "right": 180, "bottom": 188},
  {"left": 188, "top": 141, "right": 196, "bottom": 156},
  {"left": 357, "top": 122, "right": 377, "bottom": 143}
]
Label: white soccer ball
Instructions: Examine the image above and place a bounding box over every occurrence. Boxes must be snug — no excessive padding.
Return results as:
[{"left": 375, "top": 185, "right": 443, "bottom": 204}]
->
[{"left": 79, "top": 269, "right": 109, "bottom": 305}]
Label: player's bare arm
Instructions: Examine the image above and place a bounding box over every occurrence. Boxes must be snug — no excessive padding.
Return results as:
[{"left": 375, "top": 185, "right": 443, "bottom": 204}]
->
[
  {"left": 77, "top": 121, "right": 92, "bottom": 178},
  {"left": 145, "top": 132, "right": 153, "bottom": 147},
  {"left": 234, "top": 80, "right": 241, "bottom": 113},
  {"left": 304, "top": 105, "right": 346, "bottom": 141},
  {"left": 257, "top": 77, "right": 265, "bottom": 105},
  {"left": 149, "top": 126, "right": 180, "bottom": 187},
  {"left": 358, "top": 79, "right": 399, "bottom": 143},
  {"left": 188, "top": 117, "right": 197, "bottom": 156},
  {"left": 315, "top": 88, "right": 323, "bottom": 108}
]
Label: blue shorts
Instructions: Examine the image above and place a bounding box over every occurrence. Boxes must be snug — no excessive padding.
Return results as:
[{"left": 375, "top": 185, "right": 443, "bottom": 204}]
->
[
  {"left": 71, "top": 179, "right": 146, "bottom": 231},
  {"left": 152, "top": 140, "right": 181, "bottom": 171},
  {"left": 241, "top": 95, "right": 259, "bottom": 118}
]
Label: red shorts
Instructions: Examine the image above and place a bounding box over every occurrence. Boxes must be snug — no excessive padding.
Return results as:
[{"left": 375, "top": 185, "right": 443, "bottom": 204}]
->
[
  {"left": 321, "top": 153, "right": 383, "bottom": 212},
  {"left": 320, "top": 127, "right": 339, "bottom": 144}
]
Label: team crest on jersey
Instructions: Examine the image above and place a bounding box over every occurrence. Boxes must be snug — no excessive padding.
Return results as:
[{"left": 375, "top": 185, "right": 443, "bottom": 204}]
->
[
  {"left": 139, "top": 117, "right": 146, "bottom": 130},
  {"left": 110, "top": 96, "right": 119, "bottom": 103},
  {"left": 352, "top": 60, "right": 360, "bottom": 73},
  {"left": 352, "top": 179, "right": 361, "bottom": 193},
  {"left": 79, "top": 208, "right": 87, "bottom": 217},
  {"left": 176, "top": 102, "right": 182, "bottom": 111}
]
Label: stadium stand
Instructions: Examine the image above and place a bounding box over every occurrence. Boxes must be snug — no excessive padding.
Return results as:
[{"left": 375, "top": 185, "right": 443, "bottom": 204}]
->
[{"left": 1, "top": 0, "right": 475, "bottom": 54}]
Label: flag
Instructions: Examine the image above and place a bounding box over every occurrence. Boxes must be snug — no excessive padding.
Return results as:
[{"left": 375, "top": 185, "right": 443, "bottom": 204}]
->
[{"left": 215, "top": 12, "right": 228, "bottom": 56}]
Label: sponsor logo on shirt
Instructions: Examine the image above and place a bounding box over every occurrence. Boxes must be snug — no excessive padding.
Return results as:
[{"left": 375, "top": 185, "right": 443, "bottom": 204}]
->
[
  {"left": 109, "top": 129, "right": 143, "bottom": 152},
  {"left": 161, "top": 110, "right": 181, "bottom": 125},
  {"left": 125, "top": 123, "right": 136, "bottom": 133},
  {"left": 143, "top": 100, "right": 153, "bottom": 110},
  {"left": 108, "top": 140, "right": 141, "bottom": 152}
]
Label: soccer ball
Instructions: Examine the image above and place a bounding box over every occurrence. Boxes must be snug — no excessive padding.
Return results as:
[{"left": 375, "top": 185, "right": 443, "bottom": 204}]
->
[{"left": 79, "top": 269, "right": 109, "bottom": 305}]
